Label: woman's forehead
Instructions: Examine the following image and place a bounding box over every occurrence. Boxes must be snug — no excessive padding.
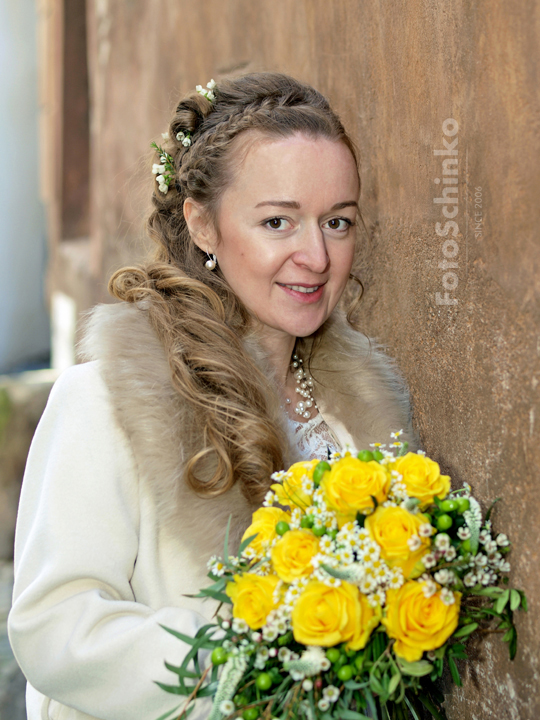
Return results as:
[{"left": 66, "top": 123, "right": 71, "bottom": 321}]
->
[{"left": 226, "top": 132, "right": 359, "bottom": 205}]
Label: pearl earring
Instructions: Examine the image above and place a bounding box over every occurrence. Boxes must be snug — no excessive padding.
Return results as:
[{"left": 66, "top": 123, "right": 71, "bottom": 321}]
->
[{"left": 205, "top": 251, "right": 217, "bottom": 270}]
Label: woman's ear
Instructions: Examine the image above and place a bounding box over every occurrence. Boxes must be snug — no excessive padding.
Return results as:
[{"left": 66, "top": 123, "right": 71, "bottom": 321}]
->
[{"left": 183, "top": 197, "right": 218, "bottom": 253}]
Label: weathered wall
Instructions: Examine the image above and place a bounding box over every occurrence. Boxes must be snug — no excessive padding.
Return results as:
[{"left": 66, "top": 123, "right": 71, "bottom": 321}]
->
[{"left": 45, "top": 1, "right": 539, "bottom": 717}]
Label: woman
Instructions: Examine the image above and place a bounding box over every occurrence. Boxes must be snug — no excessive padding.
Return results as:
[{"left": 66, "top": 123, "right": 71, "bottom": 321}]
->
[{"left": 8, "top": 72, "right": 418, "bottom": 720}]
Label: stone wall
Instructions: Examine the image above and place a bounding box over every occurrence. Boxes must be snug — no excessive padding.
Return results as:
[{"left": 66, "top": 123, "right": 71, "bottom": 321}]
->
[{"left": 43, "top": 1, "right": 539, "bottom": 717}]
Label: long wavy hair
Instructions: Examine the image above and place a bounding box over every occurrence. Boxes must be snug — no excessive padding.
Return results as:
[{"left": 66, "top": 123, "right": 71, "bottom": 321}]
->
[{"left": 109, "top": 71, "right": 363, "bottom": 504}]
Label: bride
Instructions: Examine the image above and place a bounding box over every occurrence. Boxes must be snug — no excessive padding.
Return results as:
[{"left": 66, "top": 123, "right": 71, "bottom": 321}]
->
[{"left": 8, "top": 72, "right": 418, "bottom": 720}]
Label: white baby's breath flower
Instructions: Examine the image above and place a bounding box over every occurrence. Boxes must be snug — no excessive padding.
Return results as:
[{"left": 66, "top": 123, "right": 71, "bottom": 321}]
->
[
  {"left": 445, "top": 546, "right": 457, "bottom": 561},
  {"left": 422, "top": 580, "right": 437, "bottom": 598},
  {"left": 302, "top": 679, "right": 313, "bottom": 692},
  {"left": 435, "top": 533, "right": 451, "bottom": 551},
  {"left": 323, "top": 685, "right": 340, "bottom": 703},
  {"left": 440, "top": 588, "right": 456, "bottom": 605},
  {"left": 251, "top": 631, "right": 262, "bottom": 642},
  {"left": 474, "top": 554, "right": 488, "bottom": 568},
  {"left": 499, "top": 560, "right": 511, "bottom": 573},
  {"left": 207, "top": 78, "right": 217, "bottom": 89},
  {"left": 419, "top": 523, "right": 434, "bottom": 538},
  {"left": 318, "top": 698, "right": 330, "bottom": 711},
  {"left": 464, "top": 572, "right": 477, "bottom": 587},
  {"left": 320, "top": 657, "right": 331, "bottom": 671},
  {"left": 484, "top": 540, "right": 498, "bottom": 554},
  {"left": 158, "top": 183, "right": 168, "bottom": 194},
  {"left": 278, "top": 647, "right": 291, "bottom": 662},
  {"left": 496, "top": 533, "right": 510, "bottom": 547},
  {"left": 219, "top": 700, "right": 235, "bottom": 715},
  {"left": 232, "top": 618, "right": 249, "bottom": 634},
  {"left": 155, "top": 174, "right": 165, "bottom": 183},
  {"left": 161, "top": 131, "right": 169, "bottom": 140},
  {"left": 268, "top": 647, "right": 277, "bottom": 657},
  {"left": 422, "top": 553, "right": 437, "bottom": 569},
  {"left": 457, "top": 527, "right": 471, "bottom": 540},
  {"left": 407, "top": 534, "right": 422, "bottom": 551},
  {"left": 479, "top": 529, "right": 491, "bottom": 544},
  {"left": 262, "top": 626, "right": 278, "bottom": 642},
  {"left": 434, "top": 569, "right": 453, "bottom": 585},
  {"left": 182, "top": 137, "right": 191, "bottom": 147}
]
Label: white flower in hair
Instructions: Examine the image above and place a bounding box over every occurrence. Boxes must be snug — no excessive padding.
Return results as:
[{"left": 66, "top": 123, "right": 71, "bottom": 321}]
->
[{"left": 161, "top": 131, "right": 169, "bottom": 140}]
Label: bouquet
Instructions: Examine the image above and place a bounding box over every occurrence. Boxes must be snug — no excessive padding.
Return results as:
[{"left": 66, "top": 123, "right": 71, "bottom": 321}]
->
[{"left": 156, "top": 432, "right": 526, "bottom": 720}]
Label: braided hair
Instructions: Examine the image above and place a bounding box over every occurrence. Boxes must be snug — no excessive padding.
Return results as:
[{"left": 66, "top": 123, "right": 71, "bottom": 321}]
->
[{"left": 109, "top": 71, "right": 361, "bottom": 503}]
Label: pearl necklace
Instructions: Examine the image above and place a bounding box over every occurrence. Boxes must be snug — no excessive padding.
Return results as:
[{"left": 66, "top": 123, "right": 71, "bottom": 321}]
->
[{"left": 284, "top": 353, "right": 318, "bottom": 420}]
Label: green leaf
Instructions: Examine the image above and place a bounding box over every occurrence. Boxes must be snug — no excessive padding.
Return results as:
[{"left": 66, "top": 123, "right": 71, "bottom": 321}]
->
[
  {"left": 472, "top": 586, "right": 505, "bottom": 599},
  {"left": 495, "top": 589, "right": 511, "bottom": 614},
  {"left": 397, "top": 441, "right": 409, "bottom": 457},
  {"left": 154, "top": 704, "right": 182, "bottom": 720},
  {"left": 338, "top": 711, "right": 372, "bottom": 720},
  {"left": 369, "top": 674, "right": 385, "bottom": 695},
  {"left": 417, "top": 692, "right": 447, "bottom": 720},
  {"left": 448, "top": 656, "right": 462, "bottom": 687},
  {"left": 520, "top": 592, "right": 528, "bottom": 612},
  {"left": 154, "top": 681, "right": 190, "bottom": 696},
  {"left": 164, "top": 662, "right": 199, "bottom": 679},
  {"left": 370, "top": 494, "right": 379, "bottom": 510},
  {"left": 509, "top": 628, "right": 518, "bottom": 660},
  {"left": 388, "top": 672, "right": 401, "bottom": 696},
  {"left": 196, "top": 587, "right": 232, "bottom": 604},
  {"left": 396, "top": 658, "right": 433, "bottom": 677},
  {"left": 510, "top": 589, "right": 521, "bottom": 612},
  {"left": 159, "top": 624, "right": 216, "bottom": 649},
  {"left": 453, "top": 622, "right": 478, "bottom": 639},
  {"left": 404, "top": 695, "right": 421, "bottom": 720},
  {"left": 238, "top": 532, "right": 258, "bottom": 554}
]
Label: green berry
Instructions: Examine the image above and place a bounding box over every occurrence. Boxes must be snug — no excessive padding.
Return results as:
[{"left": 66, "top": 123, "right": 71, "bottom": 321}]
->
[
  {"left": 337, "top": 664, "right": 354, "bottom": 681},
  {"left": 357, "top": 450, "right": 374, "bottom": 462},
  {"left": 312, "top": 524, "right": 326, "bottom": 537},
  {"left": 313, "top": 461, "right": 331, "bottom": 485},
  {"left": 211, "top": 647, "right": 228, "bottom": 665},
  {"left": 440, "top": 499, "right": 458, "bottom": 513},
  {"left": 354, "top": 654, "right": 365, "bottom": 671},
  {"left": 234, "top": 694, "right": 249, "bottom": 707},
  {"left": 326, "top": 648, "right": 341, "bottom": 664},
  {"left": 372, "top": 450, "right": 384, "bottom": 461},
  {"left": 242, "top": 709, "right": 259, "bottom": 720},
  {"left": 456, "top": 497, "right": 470, "bottom": 514},
  {"left": 436, "top": 514, "right": 453, "bottom": 531},
  {"left": 255, "top": 672, "right": 272, "bottom": 691},
  {"left": 300, "top": 515, "right": 314, "bottom": 529},
  {"left": 460, "top": 538, "right": 472, "bottom": 554},
  {"left": 275, "top": 521, "right": 290, "bottom": 536}
]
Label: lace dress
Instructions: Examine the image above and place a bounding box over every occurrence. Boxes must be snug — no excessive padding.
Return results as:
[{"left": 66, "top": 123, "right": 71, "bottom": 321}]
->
[{"left": 286, "top": 412, "right": 340, "bottom": 461}]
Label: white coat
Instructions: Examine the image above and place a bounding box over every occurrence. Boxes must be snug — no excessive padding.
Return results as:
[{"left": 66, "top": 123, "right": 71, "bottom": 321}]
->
[{"left": 7, "top": 301, "right": 419, "bottom": 720}]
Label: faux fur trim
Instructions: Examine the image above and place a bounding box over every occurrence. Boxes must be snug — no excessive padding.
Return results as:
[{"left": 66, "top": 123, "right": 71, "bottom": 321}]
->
[{"left": 77, "top": 302, "right": 419, "bottom": 555}]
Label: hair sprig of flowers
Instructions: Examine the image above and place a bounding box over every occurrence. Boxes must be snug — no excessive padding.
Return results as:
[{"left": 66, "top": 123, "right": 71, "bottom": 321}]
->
[{"left": 196, "top": 77, "right": 217, "bottom": 102}]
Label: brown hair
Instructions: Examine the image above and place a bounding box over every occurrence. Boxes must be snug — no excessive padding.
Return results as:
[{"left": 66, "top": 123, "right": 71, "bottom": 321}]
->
[{"left": 109, "top": 71, "right": 363, "bottom": 504}]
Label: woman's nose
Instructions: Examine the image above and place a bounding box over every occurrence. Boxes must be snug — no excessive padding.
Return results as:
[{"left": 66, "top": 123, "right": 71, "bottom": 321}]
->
[{"left": 293, "top": 224, "right": 330, "bottom": 274}]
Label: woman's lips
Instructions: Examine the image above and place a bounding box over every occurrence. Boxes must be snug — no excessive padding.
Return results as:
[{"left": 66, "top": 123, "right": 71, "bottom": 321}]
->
[{"left": 277, "top": 282, "right": 326, "bottom": 303}]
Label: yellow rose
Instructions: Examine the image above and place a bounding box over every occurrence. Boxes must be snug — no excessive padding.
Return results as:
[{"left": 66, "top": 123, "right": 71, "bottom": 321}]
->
[
  {"left": 242, "top": 507, "right": 291, "bottom": 557},
  {"left": 271, "top": 459, "right": 319, "bottom": 509},
  {"left": 321, "top": 457, "right": 391, "bottom": 526},
  {"left": 382, "top": 581, "right": 461, "bottom": 662},
  {"left": 392, "top": 453, "right": 451, "bottom": 507},
  {"left": 365, "top": 506, "right": 431, "bottom": 578},
  {"left": 226, "top": 573, "right": 280, "bottom": 629},
  {"left": 292, "top": 580, "right": 380, "bottom": 649},
  {"left": 271, "top": 530, "right": 320, "bottom": 583}
]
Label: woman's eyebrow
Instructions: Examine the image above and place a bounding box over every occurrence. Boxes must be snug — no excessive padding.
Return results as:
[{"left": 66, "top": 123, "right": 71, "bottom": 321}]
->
[{"left": 254, "top": 200, "right": 358, "bottom": 210}]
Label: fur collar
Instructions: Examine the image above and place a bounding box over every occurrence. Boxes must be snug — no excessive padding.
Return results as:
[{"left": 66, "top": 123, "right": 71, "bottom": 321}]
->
[{"left": 78, "top": 302, "right": 418, "bottom": 555}]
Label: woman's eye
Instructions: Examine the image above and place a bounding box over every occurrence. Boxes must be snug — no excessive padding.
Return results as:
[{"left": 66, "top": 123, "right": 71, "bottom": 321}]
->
[
  {"left": 324, "top": 217, "right": 355, "bottom": 231},
  {"left": 264, "top": 217, "right": 289, "bottom": 230}
]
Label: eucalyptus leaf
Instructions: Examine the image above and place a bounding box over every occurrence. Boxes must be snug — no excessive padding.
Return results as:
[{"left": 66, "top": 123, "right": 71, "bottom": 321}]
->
[
  {"left": 452, "top": 623, "right": 478, "bottom": 639},
  {"left": 495, "top": 589, "right": 510, "bottom": 614},
  {"left": 510, "top": 589, "right": 521, "bottom": 612},
  {"left": 397, "top": 658, "right": 433, "bottom": 677}
]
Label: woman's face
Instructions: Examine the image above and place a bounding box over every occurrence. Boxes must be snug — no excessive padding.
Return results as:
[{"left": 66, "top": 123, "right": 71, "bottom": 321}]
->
[{"left": 198, "top": 132, "right": 359, "bottom": 341}]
